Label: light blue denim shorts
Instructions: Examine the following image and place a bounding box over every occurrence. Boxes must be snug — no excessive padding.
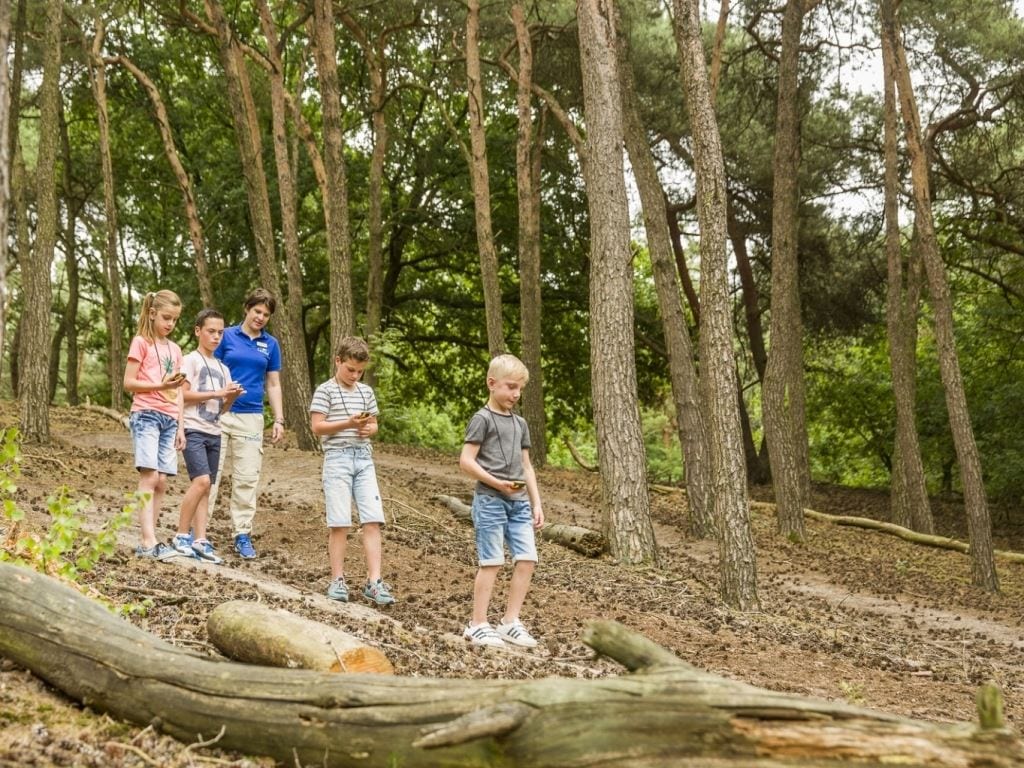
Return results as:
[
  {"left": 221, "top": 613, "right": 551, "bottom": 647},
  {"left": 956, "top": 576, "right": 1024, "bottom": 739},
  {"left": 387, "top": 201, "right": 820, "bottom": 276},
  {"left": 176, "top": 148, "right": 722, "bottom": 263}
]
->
[
  {"left": 322, "top": 445, "right": 384, "bottom": 528},
  {"left": 471, "top": 493, "right": 538, "bottom": 566},
  {"left": 129, "top": 409, "right": 179, "bottom": 475}
]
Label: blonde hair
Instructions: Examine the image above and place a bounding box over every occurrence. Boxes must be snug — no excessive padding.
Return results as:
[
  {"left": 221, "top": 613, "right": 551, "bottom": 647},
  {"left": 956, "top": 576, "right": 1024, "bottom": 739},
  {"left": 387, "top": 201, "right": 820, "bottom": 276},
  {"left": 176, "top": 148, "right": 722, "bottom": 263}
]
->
[
  {"left": 487, "top": 354, "right": 529, "bottom": 385},
  {"left": 135, "top": 289, "right": 182, "bottom": 341}
]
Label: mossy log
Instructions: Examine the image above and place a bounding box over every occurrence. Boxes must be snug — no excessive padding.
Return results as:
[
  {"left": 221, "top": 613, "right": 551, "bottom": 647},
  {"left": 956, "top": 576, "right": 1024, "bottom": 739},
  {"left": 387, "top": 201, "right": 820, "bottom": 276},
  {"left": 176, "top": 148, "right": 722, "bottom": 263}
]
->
[
  {"left": 436, "top": 495, "right": 606, "bottom": 557},
  {"left": 207, "top": 600, "right": 393, "bottom": 674},
  {"left": 0, "top": 562, "right": 1020, "bottom": 767}
]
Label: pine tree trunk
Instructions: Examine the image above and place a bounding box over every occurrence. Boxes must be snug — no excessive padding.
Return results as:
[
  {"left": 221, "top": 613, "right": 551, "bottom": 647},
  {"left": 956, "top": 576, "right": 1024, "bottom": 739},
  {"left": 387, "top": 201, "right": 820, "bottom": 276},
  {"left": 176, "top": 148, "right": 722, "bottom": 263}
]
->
[
  {"left": 882, "top": 0, "right": 997, "bottom": 591},
  {"left": 673, "top": 0, "right": 758, "bottom": 609},
  {"left": 88, "top": 20, "right": 125, "bottom": 410},
  {"left": 466, "top": 0, "right": 506, "bottom": 357},
  {"left": 0, "top": 0, "right": 10, "bottom": 385},
  {"left": 58, "top": 107, "right": 80, "bottom": 406},
  {"left": 763, "top": 0, "right": 810, "bottom": 542},
  {"left": 880, "top": 27, "right": 932, "bottom": 534},
  {"left": 256, "top": 0, "right": 317, "bottom": 452},
  {"left": 309, "top": 0, "right": 356, "bottom": 349},
  {"left": 112, "top": 54, "right": 213, "bottom": 308},
  {"left": 18, "top": 0, "right": 62, "bottom": 444},
  {"left": 619, "top": 47, "right": 714, "bottom": 539},
  {"left": 511, "top": 3, "right": 548, "bottom": 467},
  {"left": 577, "top": 0, "right": 658, "bottom": 565}
]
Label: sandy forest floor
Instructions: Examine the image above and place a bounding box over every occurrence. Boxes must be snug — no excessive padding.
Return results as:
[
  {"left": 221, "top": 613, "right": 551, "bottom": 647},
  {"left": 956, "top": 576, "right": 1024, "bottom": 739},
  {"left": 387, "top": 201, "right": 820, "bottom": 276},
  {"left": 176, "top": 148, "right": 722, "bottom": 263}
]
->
[{"left": 1, "top": 401, "right": 1023, "bottom": 767}]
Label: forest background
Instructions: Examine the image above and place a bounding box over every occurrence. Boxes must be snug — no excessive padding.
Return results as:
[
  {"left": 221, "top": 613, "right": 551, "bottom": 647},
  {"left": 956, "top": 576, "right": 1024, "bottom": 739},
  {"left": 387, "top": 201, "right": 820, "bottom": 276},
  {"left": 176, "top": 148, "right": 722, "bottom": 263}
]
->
[{"left": 2, "top": 0, "right": 1024, "bottom": 605}]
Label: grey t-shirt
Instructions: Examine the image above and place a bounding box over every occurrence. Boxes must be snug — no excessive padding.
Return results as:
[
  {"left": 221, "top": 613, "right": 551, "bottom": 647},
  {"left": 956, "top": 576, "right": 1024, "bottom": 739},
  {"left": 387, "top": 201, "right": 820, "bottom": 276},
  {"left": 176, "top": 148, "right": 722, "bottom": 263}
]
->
[{"left": 464, "top": 406, "right": 531, "bottom": 499}]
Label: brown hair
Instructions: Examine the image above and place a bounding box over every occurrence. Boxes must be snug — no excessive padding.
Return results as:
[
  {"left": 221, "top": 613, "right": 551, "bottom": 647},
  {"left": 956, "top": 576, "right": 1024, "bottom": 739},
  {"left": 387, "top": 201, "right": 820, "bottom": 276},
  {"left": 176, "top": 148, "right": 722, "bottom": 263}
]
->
[
  {"left": 243, "top": 287, "right": 277, "bottom": 315},
  {"left": 135, "top": 289, "right": 182, "bottom": 341},
  {"left": 335, "top": 336, "right": 370, "bottom": 363}
]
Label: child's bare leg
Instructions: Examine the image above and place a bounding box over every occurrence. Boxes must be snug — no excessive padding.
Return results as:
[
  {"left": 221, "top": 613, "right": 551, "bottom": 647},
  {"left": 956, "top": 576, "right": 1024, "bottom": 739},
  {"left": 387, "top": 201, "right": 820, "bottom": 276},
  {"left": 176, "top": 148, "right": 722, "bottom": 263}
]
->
[
  {"left": 472, "top": 565, "right": 501, "bottom": 626},
  {"left": 362, "top": 522, "right": 383, "bottom": 582},
  {"left": 502, "top": 559, "right": 535, "bottom": 624},
  {"left": 328, "top": 527, "right": 349, "bottom": 579},
  {"left": 177, "top": 475, "right": 211, "bottom": 536},
  {"left": 137, "top": 469, "right": 163, "bottom": 548},
  {"left": 192, "top": 493, "right": 211, "bottom": 541}
]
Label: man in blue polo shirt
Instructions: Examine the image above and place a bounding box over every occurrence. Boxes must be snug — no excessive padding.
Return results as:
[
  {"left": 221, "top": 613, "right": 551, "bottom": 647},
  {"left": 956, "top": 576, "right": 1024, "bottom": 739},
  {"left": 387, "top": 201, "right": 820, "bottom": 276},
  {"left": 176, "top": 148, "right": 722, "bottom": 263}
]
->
[{"left": 209, "top": 288, "right": 286, "bottom": 559}]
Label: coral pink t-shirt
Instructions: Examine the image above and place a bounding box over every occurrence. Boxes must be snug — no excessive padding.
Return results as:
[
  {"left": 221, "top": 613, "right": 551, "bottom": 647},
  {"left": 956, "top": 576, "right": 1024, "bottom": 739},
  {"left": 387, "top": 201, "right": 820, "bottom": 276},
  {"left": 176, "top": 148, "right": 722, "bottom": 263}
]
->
[{"left": 127, "top": 335, "right": 184, "bottom": 417}]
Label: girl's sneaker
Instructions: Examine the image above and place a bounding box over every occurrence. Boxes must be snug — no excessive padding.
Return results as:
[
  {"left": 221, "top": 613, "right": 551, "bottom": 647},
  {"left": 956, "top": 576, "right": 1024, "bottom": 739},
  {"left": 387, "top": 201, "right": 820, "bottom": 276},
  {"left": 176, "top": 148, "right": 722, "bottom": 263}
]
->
[
  {"left": 135, "top": 542, "right": 179, "bottom": 562},
  {"left": 326, "top": 577, "right": 349, "bottom": 602},
  {"left": 191, "top": 539, "right": 223, "bottom": 564},
  {"left": 362, "top": 579, "right": 396, "bottom": 606}
]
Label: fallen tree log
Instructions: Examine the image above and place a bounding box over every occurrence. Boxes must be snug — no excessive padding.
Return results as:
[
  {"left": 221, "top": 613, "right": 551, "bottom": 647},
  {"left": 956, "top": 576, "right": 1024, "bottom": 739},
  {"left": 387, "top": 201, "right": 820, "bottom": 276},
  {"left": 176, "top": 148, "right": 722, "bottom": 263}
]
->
[
  {"left": 82, "top": 399, "right": 130, "bottom": 429},
  {"left": 435, "top": 495, "right": 606, "bottom": 557},
  {"left": 0, "top": 562, "right": 1019, "bottom": 767},
  {"left": 207, "top": 601, "right": 393, "bottom": 675},
  {"left": 751, "top": 501, "right": 1024, "bottom": 564}
]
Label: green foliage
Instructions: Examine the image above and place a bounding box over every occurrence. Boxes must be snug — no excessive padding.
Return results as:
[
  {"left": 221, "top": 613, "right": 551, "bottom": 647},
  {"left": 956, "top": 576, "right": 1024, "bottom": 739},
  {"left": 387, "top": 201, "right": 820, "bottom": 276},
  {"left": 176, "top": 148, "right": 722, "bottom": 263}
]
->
[{"left": 0, "top": 428, "right": 134, "bottom": 580}]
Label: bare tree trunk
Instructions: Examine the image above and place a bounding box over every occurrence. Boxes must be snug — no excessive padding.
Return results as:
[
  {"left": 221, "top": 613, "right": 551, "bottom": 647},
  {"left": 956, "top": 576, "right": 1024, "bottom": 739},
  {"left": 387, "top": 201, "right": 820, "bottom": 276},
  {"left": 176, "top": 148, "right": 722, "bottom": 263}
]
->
[
  {"left": 56, "top": 105, "right": 79, "bottom": 405},
  {"left": 763, "top": 0, "right": 810, "bottom": 542},
  {"left": 19, "top": 0, "right": 62, "bottom": 443},
  {"left": 619, "top": 43, "right": 713, "bottom": 539},
  {"left": 881, "top": 0, "right": 997, "bottom": 591},
  {"left": 87, "top": 18, "right": 124, "bottom": 410},
  {"left": 205, "top": 0, "right": 279, "bottom": 293},
  {"left": 510, "top": 3, "right": 547, "bottom": 466},
  {"left": 880, "top": 26, "right": 932, "bottom": 534},
  {"left": 309, "top": 0, "right": 356, "bottom": 350},
  {"left": 338, "top": 10, "right": 392, "bottom": 351},
  {"left": 466, "top": 0, "right": 506, "bottom": 356},
  {"left": 673, "top": 0, "right": 758, "bottom": 609},
  {"left": 256, "top": 0, "right": 317, "bottom": 451},
  {"left": 111, "top": 55, "right": 213, "bottom": 308},
  {"left": 577, "top": 0, "right": 658, "bottom": 565},
  {"left": 0, "top": 0, "right": 10, "bottom": 383},
  {"left": 708, "top": 0, "right": 730, "bottom": 101}
]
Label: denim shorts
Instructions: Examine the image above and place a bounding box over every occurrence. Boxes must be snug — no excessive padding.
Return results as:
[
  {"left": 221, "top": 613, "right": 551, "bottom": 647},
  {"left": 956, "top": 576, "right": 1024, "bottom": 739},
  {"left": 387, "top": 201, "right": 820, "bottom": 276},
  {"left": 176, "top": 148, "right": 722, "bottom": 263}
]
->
[
  {"left": 182, "top": 429, "right": 221, "bottom": 482},
  {"left": 129, "top": 410, "right": 178, "bottom": 475},
  {"left": 322, "top": 446, "right": 384, "bottom": 527},
  {"left": 471, "top": 493, "right": 538, "bottom": 566}
]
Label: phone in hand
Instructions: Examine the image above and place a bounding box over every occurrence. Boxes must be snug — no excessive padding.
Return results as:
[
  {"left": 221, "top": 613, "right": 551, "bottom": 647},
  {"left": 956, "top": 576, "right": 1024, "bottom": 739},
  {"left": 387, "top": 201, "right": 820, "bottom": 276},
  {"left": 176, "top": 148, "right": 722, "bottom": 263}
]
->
[
  {"left": 355, "top": 411, "right": 371, "bottom": 419},
  {"left": 508, "top": 480, "right": 526, "bottom": 490},
  {"left": 167, "top": 372, "right": 186, "bottom": 383}
]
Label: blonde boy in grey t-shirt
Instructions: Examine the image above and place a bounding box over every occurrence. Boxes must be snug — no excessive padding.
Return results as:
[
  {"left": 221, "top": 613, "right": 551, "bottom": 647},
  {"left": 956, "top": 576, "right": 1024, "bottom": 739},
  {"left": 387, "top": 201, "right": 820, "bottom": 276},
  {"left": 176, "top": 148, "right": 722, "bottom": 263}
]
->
[{"left": 459, "top": 354, "right": 545, "bottom": 648}]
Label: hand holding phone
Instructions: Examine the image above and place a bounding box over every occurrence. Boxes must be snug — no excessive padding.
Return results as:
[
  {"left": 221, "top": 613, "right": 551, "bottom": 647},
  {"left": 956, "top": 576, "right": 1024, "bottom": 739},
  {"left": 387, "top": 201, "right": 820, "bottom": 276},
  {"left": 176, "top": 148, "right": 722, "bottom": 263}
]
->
[{"left": 507, "top": 480, "right": 526, "bottom": 490}]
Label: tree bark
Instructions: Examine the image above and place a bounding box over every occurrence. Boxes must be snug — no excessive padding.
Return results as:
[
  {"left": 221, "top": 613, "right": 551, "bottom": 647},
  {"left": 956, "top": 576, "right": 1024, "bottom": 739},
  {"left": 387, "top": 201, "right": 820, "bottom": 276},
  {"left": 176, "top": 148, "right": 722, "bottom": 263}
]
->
[
  {"left": 207, "top": 601, "right": 393, "bottom": 674},
  {"left": 510, "top": 3, "right": 547, "bottom": 466},
  {"left": 56, "top": 104, "right": 80, "bottom": 406},
  {"left": 465, "top": 0, "right": 506, "bottom": 357},
  {"left": 619, "top": 41, "right": 714, "bottom": 539},
  {"left": 0, "top": 0, "right": 10, "bottom": 386},
  {"left": 673, "top": 0, "right": 758, "bottom": 609},
  {"left": 576, "top": 0, "right": 658, "bottom": 565},
  {"left": 87, "top": 18, "right": 125, "bottom": 411},
  {"left": 111, "top": 54, "right": 213, "bottom": 308},
  {"left": 256, "top": 0, "right": 317, "bottom": 451},
  {"left": 309, "top": 0, "right": 356, "bottom": 348},
  {"left": 881, "top": 25, "right": 932, "bottom": 534},
  {"left": 18, "top": 0, "right": 62, "bottom": 444},
  {"left": 1, "top": 563, "right": 1020, "bottom": 767},
  {"left": 763, "top": 0, "right": 810, "bottom": 542},
  {"left": 881, "top": 0, "right": 998, "bottom": 591}
]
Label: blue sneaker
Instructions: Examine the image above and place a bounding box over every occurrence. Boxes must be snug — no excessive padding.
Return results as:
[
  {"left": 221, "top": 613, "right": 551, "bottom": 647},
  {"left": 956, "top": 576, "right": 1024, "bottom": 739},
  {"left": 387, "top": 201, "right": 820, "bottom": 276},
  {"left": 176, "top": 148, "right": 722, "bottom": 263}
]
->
[
  {"left": 234, "top": 533, "right": 257, "bottom": 559},
  {"left": 191, "top": 539, "right": 223, "bottom": 564},
  {"left": 135, "top": 542, "right": 179, "bottom": 562},
  {"left": 362, "top": 579, "right": 396, "bottom": 606},
  {"left": 171, "top": 532, "right": 196, "bottom": 557},
  {"left": 326, "top": 577, "right": 349, "bottom": 602}
]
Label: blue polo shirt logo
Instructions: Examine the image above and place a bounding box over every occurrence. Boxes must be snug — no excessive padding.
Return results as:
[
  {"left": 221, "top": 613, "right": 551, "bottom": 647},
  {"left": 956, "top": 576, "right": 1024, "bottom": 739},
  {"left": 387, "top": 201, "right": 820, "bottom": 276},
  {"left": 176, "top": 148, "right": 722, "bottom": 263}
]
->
[{"left": 256, "top": 340, "right": 269, "bottom": 356}]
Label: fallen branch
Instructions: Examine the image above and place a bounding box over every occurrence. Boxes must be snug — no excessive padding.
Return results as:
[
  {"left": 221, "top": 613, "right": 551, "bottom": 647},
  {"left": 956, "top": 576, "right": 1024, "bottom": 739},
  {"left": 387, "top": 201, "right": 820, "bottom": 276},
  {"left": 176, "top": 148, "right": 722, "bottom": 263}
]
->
[
  {"left": 435, "top": 496, "right": 606, "bottom": 557},
  {"left": 751, "top": 502, "right": 1024, "bottom": 564},
  {"left": 82, "top": 399, "right": 130, "bottom": 429},
  {"left": 1, "top": 563, "right": 1020, "bottom": 766},
  {"left": 563, "top": 438, "right": 598, "bottom": 472}
]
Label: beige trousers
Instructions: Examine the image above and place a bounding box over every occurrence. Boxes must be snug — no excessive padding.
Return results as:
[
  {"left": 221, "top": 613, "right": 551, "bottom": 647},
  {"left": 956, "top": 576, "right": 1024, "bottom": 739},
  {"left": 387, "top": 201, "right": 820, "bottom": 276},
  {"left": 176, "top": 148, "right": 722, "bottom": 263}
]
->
[{"left": 209, "top": 412, "right": 265, "bottom": 536}]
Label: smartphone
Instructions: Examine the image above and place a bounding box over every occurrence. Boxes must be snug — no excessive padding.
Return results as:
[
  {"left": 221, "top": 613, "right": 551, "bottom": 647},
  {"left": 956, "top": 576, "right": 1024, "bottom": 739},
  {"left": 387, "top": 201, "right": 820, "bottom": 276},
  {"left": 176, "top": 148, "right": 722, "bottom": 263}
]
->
[
  {"left": 168, "top": 372, "right": 186, "bottom": 383},
  {"left": 508, "top": 480, "right": 526, "bottom": 489},
  {"left": 356, "top": 411, "right": 371, "bottom": 419}
]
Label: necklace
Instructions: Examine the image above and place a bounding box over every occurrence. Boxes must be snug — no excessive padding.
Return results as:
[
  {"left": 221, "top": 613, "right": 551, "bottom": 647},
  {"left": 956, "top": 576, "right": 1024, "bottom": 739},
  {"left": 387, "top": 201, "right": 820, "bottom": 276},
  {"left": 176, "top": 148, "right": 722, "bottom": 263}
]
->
[
  {"left": 485, "top": 405, "right": 518, "bottom": 475},
  {"left": 334, "top": 379, "right": 368, "bottom": 416}
]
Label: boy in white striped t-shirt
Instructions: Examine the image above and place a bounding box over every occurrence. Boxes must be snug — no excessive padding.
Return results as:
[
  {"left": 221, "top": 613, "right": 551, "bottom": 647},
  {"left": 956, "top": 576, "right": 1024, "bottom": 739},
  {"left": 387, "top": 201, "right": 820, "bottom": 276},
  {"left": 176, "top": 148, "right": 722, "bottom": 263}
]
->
[{"left": 309, "top": 336, "right": 395, "bottom": 606}]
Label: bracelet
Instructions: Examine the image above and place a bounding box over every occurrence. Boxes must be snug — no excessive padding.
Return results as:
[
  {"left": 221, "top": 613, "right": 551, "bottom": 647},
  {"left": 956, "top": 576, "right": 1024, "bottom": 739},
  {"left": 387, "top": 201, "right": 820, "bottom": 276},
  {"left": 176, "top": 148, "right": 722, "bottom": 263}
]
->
[{"left": 274, "top": 418, "right": 285, "bottom": 425}]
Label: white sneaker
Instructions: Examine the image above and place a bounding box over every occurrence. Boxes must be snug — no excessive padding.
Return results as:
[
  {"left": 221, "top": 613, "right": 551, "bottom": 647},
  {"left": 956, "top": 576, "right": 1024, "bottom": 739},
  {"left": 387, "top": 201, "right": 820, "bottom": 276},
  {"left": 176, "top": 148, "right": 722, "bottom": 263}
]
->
[
  {"left": 463, "top": 623, "right": 504, "bottom": 647},
  {"left": 496, "top": 619, "right": 538, "bottom": 648}
]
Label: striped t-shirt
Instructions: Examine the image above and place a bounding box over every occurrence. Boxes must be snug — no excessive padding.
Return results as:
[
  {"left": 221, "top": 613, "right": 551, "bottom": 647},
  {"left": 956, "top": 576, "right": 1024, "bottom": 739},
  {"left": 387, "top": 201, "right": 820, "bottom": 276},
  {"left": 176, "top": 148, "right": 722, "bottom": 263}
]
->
[{"left": 309, "top": 378, "right": 379, "bottom": 451}]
